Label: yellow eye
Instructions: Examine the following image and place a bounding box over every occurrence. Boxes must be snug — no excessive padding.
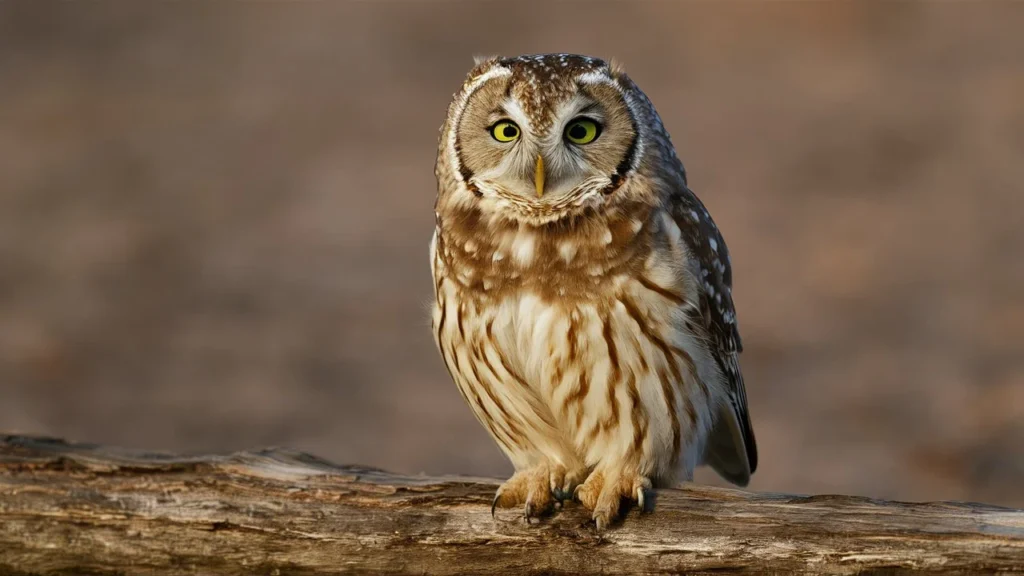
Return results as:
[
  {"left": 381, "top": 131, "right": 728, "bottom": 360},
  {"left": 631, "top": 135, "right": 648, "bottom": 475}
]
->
[
  {"left": 491, "top": 121, "right": 520, "bottom": 143},
  {"left": 565, "top": 118, "right": 600, "bottom": 145}
]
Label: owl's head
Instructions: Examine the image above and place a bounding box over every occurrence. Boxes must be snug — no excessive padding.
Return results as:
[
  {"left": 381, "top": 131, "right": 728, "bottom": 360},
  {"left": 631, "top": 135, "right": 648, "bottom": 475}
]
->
[{"left": 437, "top": 54, "right": 675, "bottom": 227}]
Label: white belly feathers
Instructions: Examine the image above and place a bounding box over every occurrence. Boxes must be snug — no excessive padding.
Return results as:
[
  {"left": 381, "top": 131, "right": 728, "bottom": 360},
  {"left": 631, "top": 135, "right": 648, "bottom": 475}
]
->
[{"left": 431, "top": 231, "right": 727, "bottom": 484}]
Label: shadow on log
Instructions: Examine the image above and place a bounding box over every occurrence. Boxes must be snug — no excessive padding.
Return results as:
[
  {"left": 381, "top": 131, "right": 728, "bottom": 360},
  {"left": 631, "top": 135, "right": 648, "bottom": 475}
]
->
[{"left": 1, "top": 435, "right": 1023, "bottom": 575}]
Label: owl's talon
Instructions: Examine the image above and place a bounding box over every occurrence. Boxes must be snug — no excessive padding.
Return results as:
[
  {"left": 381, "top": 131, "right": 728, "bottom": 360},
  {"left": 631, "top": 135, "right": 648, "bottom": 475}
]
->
[
  {"left": 576, "top": 470, "right": 652, "bottom": 528},
  {"left": 548, "top": 463, "right": 585, "bottom": 506},
  {"left": 634, "top": 476, "right": 654, "bottom": 513},
  {"left": 491, "top": 464, "right": 563, "bottom": 522}
]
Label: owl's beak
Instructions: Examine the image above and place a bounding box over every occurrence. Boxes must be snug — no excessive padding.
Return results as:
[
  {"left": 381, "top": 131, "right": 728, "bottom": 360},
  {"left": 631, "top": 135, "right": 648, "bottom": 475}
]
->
[{"left": 534, "top": 155, "right": 545, "bottom": 198}]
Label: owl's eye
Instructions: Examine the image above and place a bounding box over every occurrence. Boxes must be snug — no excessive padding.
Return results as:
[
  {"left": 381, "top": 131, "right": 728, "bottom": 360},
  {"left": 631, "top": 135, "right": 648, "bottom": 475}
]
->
[
  {"left": 490, "top": 121, "right": 520, "bottom": 143},
  {"left": 564, "top": 118, "right": 601, "bottom": 145}
]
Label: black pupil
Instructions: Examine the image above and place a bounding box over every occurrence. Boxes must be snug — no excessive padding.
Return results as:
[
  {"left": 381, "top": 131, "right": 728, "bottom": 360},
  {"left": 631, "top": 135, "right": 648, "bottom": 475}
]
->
[
  {"left": 569, "top": 124, "right": 588, "bottom": 140},
  {"left": 502, "top": 125, "right": 517, "bottom": 138}
]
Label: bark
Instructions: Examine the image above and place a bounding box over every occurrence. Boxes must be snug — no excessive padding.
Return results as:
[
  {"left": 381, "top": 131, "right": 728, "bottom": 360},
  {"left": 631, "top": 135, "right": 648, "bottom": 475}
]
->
[{"left": 1, "top": 435, "right": 1022, "bottom": 575}]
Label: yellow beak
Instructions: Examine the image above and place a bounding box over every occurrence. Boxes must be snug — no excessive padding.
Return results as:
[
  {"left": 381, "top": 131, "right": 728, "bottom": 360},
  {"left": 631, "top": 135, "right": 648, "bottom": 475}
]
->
[{"left": 534, "top": 155, "right": 545, "bottom": 198}]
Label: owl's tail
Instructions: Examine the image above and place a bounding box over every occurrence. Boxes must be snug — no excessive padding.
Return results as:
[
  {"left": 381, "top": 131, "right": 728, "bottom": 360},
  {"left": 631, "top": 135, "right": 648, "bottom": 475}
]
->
[{"left": 702, "top": 394, "right": 757, "bottom": 487}]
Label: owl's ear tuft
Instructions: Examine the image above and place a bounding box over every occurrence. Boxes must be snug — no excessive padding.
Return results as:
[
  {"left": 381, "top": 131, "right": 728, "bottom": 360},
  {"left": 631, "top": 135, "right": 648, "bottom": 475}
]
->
[
  {"left": 473, "top": 54, "right": 501, "bottom": 67},
  {"left": 607, "top": 57, "right": 627, "bottom": 77}
]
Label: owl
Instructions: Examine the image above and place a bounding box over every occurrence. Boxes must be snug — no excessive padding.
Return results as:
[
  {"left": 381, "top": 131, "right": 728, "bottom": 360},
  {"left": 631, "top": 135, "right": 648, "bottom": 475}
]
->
[{"left": 431, "top": 54, "right": 756, "bottom": 529}]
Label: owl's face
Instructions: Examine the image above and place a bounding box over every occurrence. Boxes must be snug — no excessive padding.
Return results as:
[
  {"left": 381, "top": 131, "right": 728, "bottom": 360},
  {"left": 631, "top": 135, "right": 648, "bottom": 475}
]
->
[{"left": 440, "top": 55, "right": 650, "bottom": 226}]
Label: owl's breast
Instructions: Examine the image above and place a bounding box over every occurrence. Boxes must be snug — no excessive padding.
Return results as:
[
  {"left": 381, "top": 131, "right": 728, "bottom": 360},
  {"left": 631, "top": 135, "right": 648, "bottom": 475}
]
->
[{"left": 435, "top": 203, "right": 660, "bottom": 302}]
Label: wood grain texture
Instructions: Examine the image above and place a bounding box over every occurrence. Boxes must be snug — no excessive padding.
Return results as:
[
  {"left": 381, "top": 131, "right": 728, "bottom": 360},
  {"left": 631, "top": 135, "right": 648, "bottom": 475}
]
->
[{"left": 1, "top": 435, "right": 1022, "bottom": 575}]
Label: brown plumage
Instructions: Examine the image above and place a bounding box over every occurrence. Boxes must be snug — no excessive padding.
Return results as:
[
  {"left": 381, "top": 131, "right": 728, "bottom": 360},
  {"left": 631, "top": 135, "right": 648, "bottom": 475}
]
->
[{"left": 431, "top": 54, "right": 756, "bottom": 529}]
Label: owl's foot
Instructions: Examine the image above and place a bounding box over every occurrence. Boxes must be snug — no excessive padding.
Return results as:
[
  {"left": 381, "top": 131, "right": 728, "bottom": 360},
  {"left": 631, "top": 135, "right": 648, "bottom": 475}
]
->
[
  {"left": 573, "top": 469, "right": 653, "bottom": 530},
  {"left": 491, "top": 464, "right": 556, "bottom": 522},
  {"left": 548, "top": 462, "right": 587, "bottom": 506}
]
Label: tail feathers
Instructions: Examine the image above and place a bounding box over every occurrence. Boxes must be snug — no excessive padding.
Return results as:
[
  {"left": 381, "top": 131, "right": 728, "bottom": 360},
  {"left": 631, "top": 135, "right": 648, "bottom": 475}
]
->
[{"left": 703, "top": 401, "right": 754, "bottom": 487}]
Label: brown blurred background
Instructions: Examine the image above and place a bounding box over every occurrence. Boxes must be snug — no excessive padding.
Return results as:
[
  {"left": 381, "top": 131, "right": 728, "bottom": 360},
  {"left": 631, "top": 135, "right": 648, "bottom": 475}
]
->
[{"left": 1, "top": 2, "right": 1022, "bottom": 507}]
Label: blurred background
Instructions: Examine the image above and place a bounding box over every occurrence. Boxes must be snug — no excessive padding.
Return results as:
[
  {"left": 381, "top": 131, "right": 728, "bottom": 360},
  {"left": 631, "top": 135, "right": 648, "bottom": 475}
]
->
[{"left": 1, "top": 2, "right": 1022, "bottom": 507}]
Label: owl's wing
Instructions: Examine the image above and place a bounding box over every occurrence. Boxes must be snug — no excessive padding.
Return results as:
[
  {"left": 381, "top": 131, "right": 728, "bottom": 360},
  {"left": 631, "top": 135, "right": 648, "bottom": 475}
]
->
[{"left": 669, "top": 188, "right": 758, "bottom": 486}]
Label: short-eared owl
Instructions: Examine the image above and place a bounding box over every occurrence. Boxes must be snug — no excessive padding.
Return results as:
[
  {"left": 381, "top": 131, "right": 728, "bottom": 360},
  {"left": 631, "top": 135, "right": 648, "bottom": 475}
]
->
[{"left": 431, "top": 54, "right": 756, "bottom": 529}]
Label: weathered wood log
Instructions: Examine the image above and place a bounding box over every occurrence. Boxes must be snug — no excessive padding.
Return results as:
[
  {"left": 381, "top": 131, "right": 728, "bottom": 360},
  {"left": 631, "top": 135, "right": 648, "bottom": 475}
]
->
[{"left": 1, "top": 435, "right": 1022, "bottom": 575}]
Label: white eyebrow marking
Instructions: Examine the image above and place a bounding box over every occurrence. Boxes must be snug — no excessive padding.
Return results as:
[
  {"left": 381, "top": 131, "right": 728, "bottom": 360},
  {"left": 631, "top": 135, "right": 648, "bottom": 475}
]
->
[
  {"left": 502, "top": 98, "right": 532, "bottom": 135},
  {"left": 553, "top": 95, "right": 605, "bottom": 126}
]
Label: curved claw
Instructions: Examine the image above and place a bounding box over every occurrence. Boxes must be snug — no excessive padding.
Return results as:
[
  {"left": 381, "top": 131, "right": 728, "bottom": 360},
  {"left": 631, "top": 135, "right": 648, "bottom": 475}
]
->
[
  {"left": 524, "top": 501, "right": 534, "bottom": 522},
  {"left": 491, "top": 493, "right": 500, "bottom": 519},
  {"left": 637, "top": 486, "right": 646, "bottom": 512}
]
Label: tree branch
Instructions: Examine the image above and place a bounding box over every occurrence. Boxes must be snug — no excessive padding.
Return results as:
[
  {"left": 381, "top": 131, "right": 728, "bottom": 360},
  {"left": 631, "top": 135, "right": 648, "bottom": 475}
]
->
[{"left": 1, "top": 435, "right": 1022, "bottom": 575}]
